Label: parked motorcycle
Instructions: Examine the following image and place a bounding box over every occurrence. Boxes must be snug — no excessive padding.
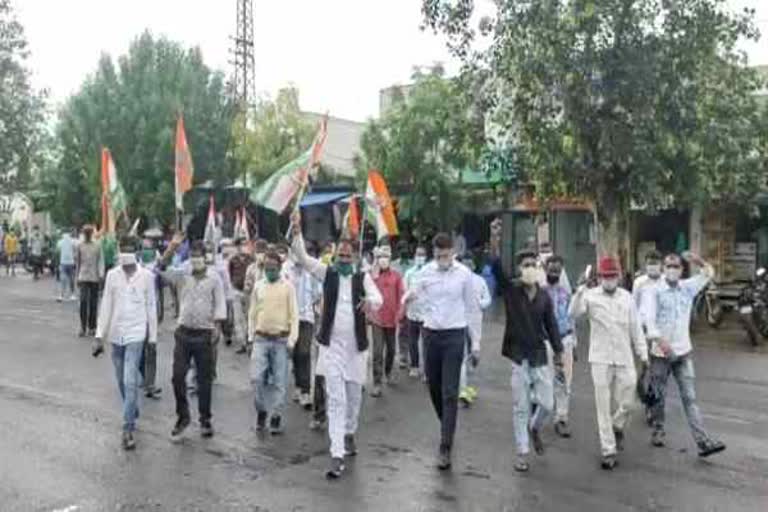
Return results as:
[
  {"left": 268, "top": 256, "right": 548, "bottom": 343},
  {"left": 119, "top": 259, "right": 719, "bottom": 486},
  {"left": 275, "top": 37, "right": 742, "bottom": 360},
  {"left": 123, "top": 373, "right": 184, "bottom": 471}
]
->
[
  {"left": 737, "top": 267, "right": 768, "bottom": 346},
  {"left": 692, "top": 281, "right": 724, "bottom": 328}
]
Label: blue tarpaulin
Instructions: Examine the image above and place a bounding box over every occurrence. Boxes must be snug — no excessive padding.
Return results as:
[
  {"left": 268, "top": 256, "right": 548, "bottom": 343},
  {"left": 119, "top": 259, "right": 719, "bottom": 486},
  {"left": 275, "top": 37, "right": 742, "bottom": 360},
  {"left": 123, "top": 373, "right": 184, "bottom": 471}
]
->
[{"left": 299, "top": 191, "right": 351, "bottom": 207}]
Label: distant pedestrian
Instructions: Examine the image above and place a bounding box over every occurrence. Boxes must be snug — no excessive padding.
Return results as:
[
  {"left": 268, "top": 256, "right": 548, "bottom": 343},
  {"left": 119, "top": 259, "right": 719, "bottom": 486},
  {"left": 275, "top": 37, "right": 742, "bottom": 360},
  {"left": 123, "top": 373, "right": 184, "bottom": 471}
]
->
[
  {"left": 76, "top": 225, "right": 104, "bottom": 337},
  {"left": 402, "top": 245, "right": 428, "bottom": 378},
  {"left": 29, "top": 226, "right": 45, "bottom": 280},
  {"left": 228, "top": 238, "right": 254, "bottom": 352},
  {"left": 57, "top": 230, "right": 77, "bottom": 301},
  {"left": 369, "top": 245, "right": 404, "bottom": 397},
  {"left": 4, "top": 229, "right": 19, "bottom": 276}
]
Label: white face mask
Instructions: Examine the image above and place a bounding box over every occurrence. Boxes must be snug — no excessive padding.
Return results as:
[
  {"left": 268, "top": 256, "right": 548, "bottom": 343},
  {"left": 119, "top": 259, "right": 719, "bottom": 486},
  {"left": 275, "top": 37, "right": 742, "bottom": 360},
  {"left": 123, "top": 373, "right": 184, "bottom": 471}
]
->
[
  {"left": 665, "top": 267, "right": 682, "bottom": 282},
  {"left": 378, "top": 257, "right": 390, "bottom": 270},
  {"left": 602, "top": 278, "right": 619, "bottom": 292},
  {"left": 646, "top": 264, "right": 662, "bottom": 279},
  {"left": 437, "top": 257, "right": 452, "bottom": 271},
  {"left": 118, "top": 253, "right": 137, "bottom": 268},
  {"left": 191, "top": 257, "right": 206, "bottom": 272},
  {"left": 414, "top": 255, "right": 426, "bottom": 266},
  {"left": 520, "top": 267, "right": 539, "bottom": 285}
]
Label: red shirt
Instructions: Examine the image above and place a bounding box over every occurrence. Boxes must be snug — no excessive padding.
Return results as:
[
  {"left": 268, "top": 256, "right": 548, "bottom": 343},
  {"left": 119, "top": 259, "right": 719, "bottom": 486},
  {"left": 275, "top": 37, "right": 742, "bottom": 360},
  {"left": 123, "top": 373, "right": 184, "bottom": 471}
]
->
[{"left": 369, "top": 268, "right": 404, "bottom": 328}]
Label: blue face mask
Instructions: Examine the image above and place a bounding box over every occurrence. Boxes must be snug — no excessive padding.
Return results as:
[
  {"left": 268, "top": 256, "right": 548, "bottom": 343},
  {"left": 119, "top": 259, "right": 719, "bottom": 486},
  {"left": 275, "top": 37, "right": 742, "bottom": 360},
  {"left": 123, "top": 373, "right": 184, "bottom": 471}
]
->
[{"left": 336, "top": 262, "right": 353, "bottom": 277}]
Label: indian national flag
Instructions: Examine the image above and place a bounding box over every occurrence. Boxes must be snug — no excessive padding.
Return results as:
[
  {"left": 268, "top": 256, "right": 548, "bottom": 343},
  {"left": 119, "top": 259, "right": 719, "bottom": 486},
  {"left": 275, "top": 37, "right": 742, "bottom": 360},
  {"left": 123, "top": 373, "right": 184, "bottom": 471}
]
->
[
  {"left": 175, "top": 115, "right": 194, "bottom": 211},
  {"left": 365, "top": 170, "right": 398, "bottom": 239},
  {"left": 251, "top": 150, "right": 311, "bottom": 213},
  {"left": 100, "top": 148, "right": 127, "bottom": 234},
  {"left": 203, "top": 195, "right": 217, "bottom": 247}
]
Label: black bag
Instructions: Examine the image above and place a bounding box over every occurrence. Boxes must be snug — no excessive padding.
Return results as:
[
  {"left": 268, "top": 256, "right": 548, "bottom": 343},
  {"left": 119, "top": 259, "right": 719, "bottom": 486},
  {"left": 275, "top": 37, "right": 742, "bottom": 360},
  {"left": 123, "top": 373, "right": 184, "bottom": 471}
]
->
[{"left": 636, "top": 365, "right": 661, "bottom": 407}]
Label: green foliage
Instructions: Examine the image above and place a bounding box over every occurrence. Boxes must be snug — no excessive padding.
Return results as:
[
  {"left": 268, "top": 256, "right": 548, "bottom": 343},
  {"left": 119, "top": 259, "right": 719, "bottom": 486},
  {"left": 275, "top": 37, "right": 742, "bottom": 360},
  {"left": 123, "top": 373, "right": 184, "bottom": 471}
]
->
[
  {"left": 0, "top": 0, "right": 46, "bottom": 192},
  {"left": 43, "top": 31, "right": 234, "bottom": 227},
  {"left": 423, "top": 0, "right": 767, "bottom": 252},
  {"left": 356, "top": 67, "right": 485, "bottom": 231}
]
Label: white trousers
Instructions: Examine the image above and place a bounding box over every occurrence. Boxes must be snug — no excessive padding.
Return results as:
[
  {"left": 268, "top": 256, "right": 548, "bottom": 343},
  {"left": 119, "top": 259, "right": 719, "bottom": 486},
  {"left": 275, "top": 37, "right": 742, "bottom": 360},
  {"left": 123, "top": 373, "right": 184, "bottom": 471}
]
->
[
  {"left": 326, "top": 373, "right": 363, "bottom": 459},
  {"left": 590, "top": 363, "right": 637, "bottom": 456}
]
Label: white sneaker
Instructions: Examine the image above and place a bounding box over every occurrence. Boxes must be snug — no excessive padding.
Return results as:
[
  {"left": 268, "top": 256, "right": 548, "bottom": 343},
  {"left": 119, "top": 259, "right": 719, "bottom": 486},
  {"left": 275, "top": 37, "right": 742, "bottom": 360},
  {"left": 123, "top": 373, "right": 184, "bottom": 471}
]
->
[
  {"left": 56, "top": 295, "right": 63, "bottom": 303},
  {"left": 299, "top": 393, "right": 312, "bottom": 409},
  {"left": 408, "top": 368, "right": 420, "bottom": 378},
  {"left": 69, "top": 294, "right": 77, "bottom": 302},
  {"left": 292, "top": 389, "right": 302, "bottom": 403}
]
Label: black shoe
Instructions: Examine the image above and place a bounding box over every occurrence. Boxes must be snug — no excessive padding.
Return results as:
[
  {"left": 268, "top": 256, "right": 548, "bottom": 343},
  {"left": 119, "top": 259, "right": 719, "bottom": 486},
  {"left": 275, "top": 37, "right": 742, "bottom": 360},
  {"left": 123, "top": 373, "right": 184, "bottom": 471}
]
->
[
  {"left": 269, "top": 415, "right": 283, "bottom": 435},
  {"left": 171, "top": 417, "right": 190, "bottom": 442},
  {"left": 224, "top": 337, "right": 232, "bottom": 346},
  {"left": 601, "top": 454, "right": 618, "bottom": 470},
  {"left": 614, "top": 429, "right": 625, "bottom": 452},
  {"left": 698, "top": 439, "right": 726, "bottom": 458},
  {"left": 530, "top": 428, "right": 545, "bottom": 455},
  {"left": 144, "top": 387, "right": 162, "bottom": 399},
  {"left": 122, "top": 431, "right": 136, "bottom": 451},
  {"left": 326, "top": 457, "right": 345, "bottom": 479},
  {"left": 256, "top": 411, "right": 267, "bottom": 432},
  {"left": 554, "top": 421, "right": 572, "bottom": 438},
  {"left": 436, "top": 445, "right": 452, "bottom": 471},
  {"left": 91, "top": 342, "right": 104, "bottom": 358},
  {"left": 651, "top": 429, "right": 666, "bottom": 447},
  {"left": 78, "top": 329, "right": 87, "bottom": 338},
  {"left": 200, "top": 420, "right": 214, "bottom": 438},
  {"left": 235, "top": 345, "right": 247, "bottom": 355},
  {"left": 344, "top": 434, "right": 357, "bottom": 457}
]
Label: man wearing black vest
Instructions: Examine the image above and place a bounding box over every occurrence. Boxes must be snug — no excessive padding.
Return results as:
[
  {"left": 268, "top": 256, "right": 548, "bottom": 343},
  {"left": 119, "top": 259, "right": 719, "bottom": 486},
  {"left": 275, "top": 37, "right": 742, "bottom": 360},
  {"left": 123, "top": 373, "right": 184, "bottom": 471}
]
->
[{"left": 290, "top": 212, "right": 383, "bottom": 480}]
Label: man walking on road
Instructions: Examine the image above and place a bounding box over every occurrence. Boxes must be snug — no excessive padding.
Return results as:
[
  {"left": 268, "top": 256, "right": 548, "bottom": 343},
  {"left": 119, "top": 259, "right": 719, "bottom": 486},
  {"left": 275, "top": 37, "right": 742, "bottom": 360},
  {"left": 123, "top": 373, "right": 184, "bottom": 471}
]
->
[
  {"left": 643, "top": 252, "right": 726, "bottom": 458},
  {"left": 29, "top": 226, "right": 45, "bottom": 280},
  {"left": 570, "top": 256, "right": 648, "bottom": 470},
  {"left": 239, "top": 239, "right": 268, "bottom": 355},
  {"left": 632, "top": 250, "right": 663, "bottom": 424},
  {"left": 458, "top": 255, "right": 491, "bottom": 407},
  {"left": 57, "top": 230, "right": 77, "bottom": 302},
  {"left": 369, "top": 245, "right": 404, "bottom": 397},
  {"left": 228, "top": 238, "right": 254, "bottom": 352},
  {"left": 76, "top": 225, "right": 104, "bottom": 337},
  {"left": 4, "top": 229, "right": 19, "bottom": 276},
  {"left": 490, "top": 237, "right": 564, "bottom": 473},
  {"left": 159, "top": 237, "right": 227, "bottom": 442},
  {"left": 290, "top": 211, "right": 383, "bottom": 480},
  {"left": 94, "top": 237, "right": 158, "bottom": 450},
  {"left": 249, "top": 251, "right": 299, "bottom": 435},
  {"left": 402, "top": 245, "right": 428, "bottom": 378},
  {"left": 404, "top": 233, "right": 478, "bottom": 471}
]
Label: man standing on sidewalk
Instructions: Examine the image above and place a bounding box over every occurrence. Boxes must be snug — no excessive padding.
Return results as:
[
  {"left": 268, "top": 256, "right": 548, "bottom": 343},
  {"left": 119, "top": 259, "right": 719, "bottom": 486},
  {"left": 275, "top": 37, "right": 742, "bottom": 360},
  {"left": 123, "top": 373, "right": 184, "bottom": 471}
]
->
[
  {"left": 159, "top": 237, "right": 227, "bottom": 442},
  {"left": 94, "top": 237, "right": 158, "bottom": 450},
  {"left": 643, "top": 252, "right": 726, "bottom": 458},
  {"left": 402, "top": 245, "right": 428, "bottom": 378},
  {"left": 290, "top": 211, "right": 383, "bottom": 480},
  {"left": 570, "top": 256, "right": 648, "bottom": 470},
  {"left": 404, "top": 233, "right": 478, "bottom": 471},
  {"left": 76, "top": 225, "right": 104, "bottom": 337},
  {"left": 490, "top": 237, "right": 564, "bottom": 473},
  {"left": 542, "top": 255, "right": 577, "bottom": 438},
  {"left": 369, "top": 245, "right": 404, "bottom": 397},
  {"left": 249, "top": 251, "right": 299, "bottom": 435},
  {"left": 57, "top": 230, "right": 77, "bottom": 302}
]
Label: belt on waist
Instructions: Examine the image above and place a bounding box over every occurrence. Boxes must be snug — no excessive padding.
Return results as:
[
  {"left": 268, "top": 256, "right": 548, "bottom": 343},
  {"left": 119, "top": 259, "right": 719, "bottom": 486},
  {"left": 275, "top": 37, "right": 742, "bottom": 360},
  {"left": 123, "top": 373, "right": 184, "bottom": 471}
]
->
[
  {"left": 423, "top": 327, "right": 466, "bottom": 334},
  {"left": 255, "top": 330, "right": 289, "bottom": 340}
]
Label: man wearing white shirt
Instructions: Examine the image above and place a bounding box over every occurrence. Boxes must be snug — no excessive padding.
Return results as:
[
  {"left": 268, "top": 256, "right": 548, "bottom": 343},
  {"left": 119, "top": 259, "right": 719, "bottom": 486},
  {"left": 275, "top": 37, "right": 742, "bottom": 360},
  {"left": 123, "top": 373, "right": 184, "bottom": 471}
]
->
[
  {"left": 458, "top": 255, "right": 492, "bottom": 407},
  {"left": 405, "top": 233, "right": 478, "bottom": 471},
  {"left": 95, "top": 237, "right": 158, "bottom": 451},
  {"left": 570, "top": 256, "right": 647, "bottom": 470},
  {"left": 290, "top": 211, "right": 383, "bottom": 480},
  {"left": 402, "top": 245, "right": 428, "bottom": 378}
]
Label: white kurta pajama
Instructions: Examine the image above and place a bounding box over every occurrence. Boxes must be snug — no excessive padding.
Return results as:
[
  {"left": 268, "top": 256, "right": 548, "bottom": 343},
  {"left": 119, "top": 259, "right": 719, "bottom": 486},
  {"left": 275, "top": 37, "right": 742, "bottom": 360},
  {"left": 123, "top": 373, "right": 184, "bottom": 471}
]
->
[{"left": 291, "top": 235, "right": 382, "bottom": 459}]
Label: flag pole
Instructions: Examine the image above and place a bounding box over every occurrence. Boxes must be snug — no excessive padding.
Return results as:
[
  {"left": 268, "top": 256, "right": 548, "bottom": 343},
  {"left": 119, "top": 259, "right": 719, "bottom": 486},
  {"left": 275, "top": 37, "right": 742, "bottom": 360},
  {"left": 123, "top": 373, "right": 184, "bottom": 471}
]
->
[{"left": 357, "top": 195, "right": 366, "bottom": 262}]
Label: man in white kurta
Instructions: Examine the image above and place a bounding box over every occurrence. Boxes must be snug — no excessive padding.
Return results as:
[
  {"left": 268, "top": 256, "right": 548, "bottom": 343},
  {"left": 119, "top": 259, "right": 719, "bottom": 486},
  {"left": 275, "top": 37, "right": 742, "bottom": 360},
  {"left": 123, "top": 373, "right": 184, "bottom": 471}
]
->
[{"left": 290, "top": 212, "right": 382, "bottom": 479}]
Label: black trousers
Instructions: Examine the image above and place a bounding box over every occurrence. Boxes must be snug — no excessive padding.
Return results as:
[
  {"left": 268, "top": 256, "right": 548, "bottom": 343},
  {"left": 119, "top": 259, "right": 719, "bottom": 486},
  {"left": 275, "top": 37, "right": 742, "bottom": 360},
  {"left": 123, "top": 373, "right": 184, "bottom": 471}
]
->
[
  {"left": 397, "top": 316, "right": 409, "bottom": 365},
  {"left": 372, "top": 325, "right": 397, "bottom": 385},
  {"left": 155, "top": 275, "right": 164, "bottom": 324},
  {"left": 408, "top": 319, "right": 424, "bottom": 369},
  {"left": 79, "top": 282, "right": 99, "bottom": 331},
  {"left": 293, "top": 321, "right": 314, "bottom": 394},
  {"left": 141, "top": 341, "right": 157, "bottom": 390},
  {"left": 313, "top": 375, "right": 327, "bottom": 422},
  {"left": 172, "top": 327, "right": 214, "bottom": 423},
  {"left": 424, "top": 328, "right": 466, "bottom": 450}
]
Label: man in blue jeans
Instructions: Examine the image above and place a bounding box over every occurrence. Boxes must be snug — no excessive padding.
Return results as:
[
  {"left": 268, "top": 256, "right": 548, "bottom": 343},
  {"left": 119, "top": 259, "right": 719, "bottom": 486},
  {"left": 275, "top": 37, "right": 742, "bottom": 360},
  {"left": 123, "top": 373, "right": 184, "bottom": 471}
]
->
[
  {"left": 248, "top": 251, "right": 299, "bottom": 435},
  {"left": 95, "top": 237, "right": 158, "bottom": 450},
  {"left": 644, "top": 252, "right": 726, "bottom": 458}
]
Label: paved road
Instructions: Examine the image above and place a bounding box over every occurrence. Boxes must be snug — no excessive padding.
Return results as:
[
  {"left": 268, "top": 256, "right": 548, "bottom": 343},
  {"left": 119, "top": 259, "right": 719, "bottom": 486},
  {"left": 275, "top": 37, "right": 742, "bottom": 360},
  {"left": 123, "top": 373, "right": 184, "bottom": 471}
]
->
[{"left": 0, "top": 274, "right": 767, "bottom": 511}]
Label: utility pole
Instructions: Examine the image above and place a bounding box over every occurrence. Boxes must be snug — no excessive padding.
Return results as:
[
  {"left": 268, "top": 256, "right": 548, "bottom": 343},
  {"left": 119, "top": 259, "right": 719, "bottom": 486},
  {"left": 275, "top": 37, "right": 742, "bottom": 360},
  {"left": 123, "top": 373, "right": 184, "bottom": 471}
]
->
[{"left": 231, "top": 0, "right": 256, "bottom": 191}]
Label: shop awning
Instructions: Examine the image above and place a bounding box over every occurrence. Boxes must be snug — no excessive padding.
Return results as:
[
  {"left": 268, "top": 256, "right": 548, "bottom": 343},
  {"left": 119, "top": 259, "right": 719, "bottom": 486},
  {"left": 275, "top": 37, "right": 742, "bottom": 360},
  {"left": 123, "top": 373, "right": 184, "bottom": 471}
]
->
[{"left": 300, "top": 191, "right": 352, "bottom": 207}]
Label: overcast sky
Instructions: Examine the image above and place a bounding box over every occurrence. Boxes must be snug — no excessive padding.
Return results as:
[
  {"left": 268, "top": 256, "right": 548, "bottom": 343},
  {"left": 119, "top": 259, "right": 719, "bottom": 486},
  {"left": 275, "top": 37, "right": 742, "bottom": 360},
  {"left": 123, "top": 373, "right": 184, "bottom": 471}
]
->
[{"left": 14, "top": 0, "right": 768, "bottom": 122}]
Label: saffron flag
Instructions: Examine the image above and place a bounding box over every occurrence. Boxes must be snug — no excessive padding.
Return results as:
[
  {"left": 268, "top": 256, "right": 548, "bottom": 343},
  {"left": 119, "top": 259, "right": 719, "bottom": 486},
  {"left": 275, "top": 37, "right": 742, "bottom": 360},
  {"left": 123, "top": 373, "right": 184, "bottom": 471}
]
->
[
  {"left": 343, "top": 195, "right": 361, "bottom": 239},
  {"left": 365, "top": 170, "right": 398, "bottom": 239},
  {"left": 175, "top": 115, "right": 194, "bottom": 211},
  {"left": 203, "top": 195, "right": 217, "bottom": 246},
  {"left": 100, "top": 148, "right": 127, "bottom": 234}
]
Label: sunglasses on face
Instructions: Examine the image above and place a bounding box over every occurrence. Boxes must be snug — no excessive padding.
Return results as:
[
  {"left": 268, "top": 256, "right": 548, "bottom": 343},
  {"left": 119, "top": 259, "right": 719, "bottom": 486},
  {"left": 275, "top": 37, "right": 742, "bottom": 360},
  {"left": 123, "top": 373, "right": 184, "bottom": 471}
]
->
[{"left": 665, "top": 264, "right": 681, "bottom": 269}]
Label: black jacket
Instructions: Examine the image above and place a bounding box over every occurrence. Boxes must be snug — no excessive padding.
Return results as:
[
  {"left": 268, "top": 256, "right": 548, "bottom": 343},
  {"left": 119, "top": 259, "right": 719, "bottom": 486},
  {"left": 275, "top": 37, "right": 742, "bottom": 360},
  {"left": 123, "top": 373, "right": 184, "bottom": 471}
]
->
[
  {"left": 492, "top": 259, "right": 563, "bottom": 366},
  {"left": 316, "top": 268, "right": 369, "bottom": 351}
]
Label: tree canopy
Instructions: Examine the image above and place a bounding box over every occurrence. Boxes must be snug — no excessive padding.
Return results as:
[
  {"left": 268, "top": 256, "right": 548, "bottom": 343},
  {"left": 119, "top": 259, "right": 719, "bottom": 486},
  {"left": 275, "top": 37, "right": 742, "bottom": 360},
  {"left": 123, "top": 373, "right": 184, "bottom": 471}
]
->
[
  {"left": 43, "top": 31, "right": 234, "bottom": 227},
  {"left": 423, "top": 0, "right": 767, "bottom": 254}
]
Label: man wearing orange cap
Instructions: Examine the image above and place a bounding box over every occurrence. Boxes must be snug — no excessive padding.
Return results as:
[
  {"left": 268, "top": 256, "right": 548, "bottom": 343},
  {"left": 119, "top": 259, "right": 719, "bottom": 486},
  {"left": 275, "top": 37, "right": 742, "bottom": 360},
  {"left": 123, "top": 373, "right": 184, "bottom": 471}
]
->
[{"left": 571, "top": 256, "right": 648, "bottom": 470}]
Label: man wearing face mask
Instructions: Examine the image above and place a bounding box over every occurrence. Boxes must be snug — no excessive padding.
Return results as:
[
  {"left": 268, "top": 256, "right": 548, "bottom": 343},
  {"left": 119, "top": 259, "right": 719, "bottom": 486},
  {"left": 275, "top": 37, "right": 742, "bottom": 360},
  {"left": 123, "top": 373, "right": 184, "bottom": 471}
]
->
[
  {"left": 229, "top": 238, "right": 254, "bottom": 355},
  {"left": 249, "top": 250, "right": 299, "bottom": 435},
  {"left": 643, "top": 252, "right": 726, "bottom": 458},
  {"left": 76, "top": 224, "right": 105, "bottom": 337},
  {"left": 490, "top": 240, "right": 563, "bottom": 473},
  {"left": 392, "top": 241, "right": 412, "bottom": 369},
  {"left": 458, "top": 255, "right": 492, "bottom": 407},
  {"left": 402, "top": 245, "right": 429, "bottom": 378},
  {"left": 94, "top": 236, "right": 158, "bottom": 450},
  {"left": 159, "top": 237, "right": 227, "bottom": 442},
  {"left": 404, "top": 233, "right": 479, "bottom": 471},
  {"left": 570, "top": 257, "right": 647, "bottom": 470},
  {"left": 542, "top": 255, "right": 577, "bottom": 438},
  {"left": 290, "top": 211, "right": 383, "bottom": 479},
  {"left": 369, "top": 245, "right": 405, "bottom": 397},
  {"left": 632, "top": 250, "right": 663, "bottom": 424},
  {"left": 240, "top": 238, "right": 269, "bottom": 354}
]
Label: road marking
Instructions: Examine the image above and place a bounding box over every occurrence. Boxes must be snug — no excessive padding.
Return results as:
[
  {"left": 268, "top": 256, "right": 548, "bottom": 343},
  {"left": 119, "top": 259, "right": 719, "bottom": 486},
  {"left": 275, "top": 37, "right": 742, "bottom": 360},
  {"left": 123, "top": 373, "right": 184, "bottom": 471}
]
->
[{"left": 51, "top": 506, "right": 80, "bottom": 512}]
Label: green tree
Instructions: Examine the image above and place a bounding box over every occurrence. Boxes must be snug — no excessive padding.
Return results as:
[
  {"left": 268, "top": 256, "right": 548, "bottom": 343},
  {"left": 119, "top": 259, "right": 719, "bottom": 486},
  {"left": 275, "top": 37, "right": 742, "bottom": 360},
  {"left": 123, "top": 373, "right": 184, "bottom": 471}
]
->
[
  {"left": 44, "top": 31, "right": 234, "bottom": 227},
  {"left": 423, "top": 0, "right": 767, "bottom": 254},
  {"left": 230, "top": 87, "right": 315, "bottom": 186},
  {"left": 0, "top": 0, "right": 46, "bottom": 192},
  {"left": 356, "top": 66, "right": 485, "bottom": 232}
]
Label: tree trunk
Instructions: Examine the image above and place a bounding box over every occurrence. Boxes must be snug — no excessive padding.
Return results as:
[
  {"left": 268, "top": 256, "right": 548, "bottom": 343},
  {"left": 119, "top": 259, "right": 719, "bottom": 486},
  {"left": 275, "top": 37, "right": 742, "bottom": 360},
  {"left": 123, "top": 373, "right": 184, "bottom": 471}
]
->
[{"left": 595, "top": 200, "right": 629, "bottom": 273}]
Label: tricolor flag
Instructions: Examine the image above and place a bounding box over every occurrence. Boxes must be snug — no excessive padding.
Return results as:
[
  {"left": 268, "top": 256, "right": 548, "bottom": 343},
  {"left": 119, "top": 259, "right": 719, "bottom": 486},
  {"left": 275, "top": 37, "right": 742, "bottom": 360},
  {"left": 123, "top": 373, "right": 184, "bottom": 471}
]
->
[
  {"left": 233, "top": 207, "right": 251, "bottom": 241},
  {"left": 175, "top": 115, "right": 194, "bottom": 211},
  {"left": 365, "top": 170, "right": 398, "bottom": 240},
  {"left": 100, "top": 148, "right": 127, "bottom": 234},
  {"left": 252, "top": 114, "right": 329, "bottom": 214},
  {"left": 342, "top": 195, "right": 361, "bottom": 239},
  {"left": 203, "top": 195, "right": 217, "bottom": 246}
]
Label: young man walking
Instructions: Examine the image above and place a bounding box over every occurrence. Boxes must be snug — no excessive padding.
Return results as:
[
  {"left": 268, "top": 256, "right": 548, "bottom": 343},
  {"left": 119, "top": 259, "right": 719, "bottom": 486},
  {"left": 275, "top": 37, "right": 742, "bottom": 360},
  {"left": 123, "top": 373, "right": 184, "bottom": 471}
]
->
[
  {"left": 570, "top": 257, "right": 648, "bottom": 470},
  {"left": 4, "top": 229, "right": 18, "bottom": 276},
  {"left": 77, "top": 225, "right": 104, "bottom": 338},
  {"left": 458, "top": 255, "right": 491, "bottom": 407},
  {"left": 94, "top": 238, "right": 158, "bottom": 450},
  {"left": 542, "top": 255, "right": 577, "bottom": 437},
  {"left": 228, "top": 238, "right": 254, "bottom": 352},
  {"left": 29, "top": 226, "right": 45, "bottom": 280},
  {"left": 159, "top": 237, "right": 227, "bottom": 442},
  {"left": 239, "top": 239, "right": 268, "bottom": 354},
  {"left": 632, "top": 250, "right": 663, "bottom": 424},
  {"left": 404, "top": 233, "right": 479, "bottom": 470},
  {"left": 402, "top": 245, "right": 428, "bottom": 378},
  {"left": 644, "top": 252, "right": 726, "bottom": 458},
  {"left": 249, "top": 251, "right": 299, "bottom": 434},
  {"left": 369, "top": 245, "right": 404, "bottom": 397},
  {"left": 290, "top": 211, "right": 382, "bottom": 479},
  {"left": 57, "top": 230, "right": 77, "bottom": 302}
]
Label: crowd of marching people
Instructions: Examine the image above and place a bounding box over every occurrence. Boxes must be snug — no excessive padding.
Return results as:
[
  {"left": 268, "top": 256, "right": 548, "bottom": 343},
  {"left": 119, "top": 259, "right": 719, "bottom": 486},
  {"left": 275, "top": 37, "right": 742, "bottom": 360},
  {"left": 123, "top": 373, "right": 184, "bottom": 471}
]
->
[{"left": 4, "top": 214, "right": 727, "bottom": 479}]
